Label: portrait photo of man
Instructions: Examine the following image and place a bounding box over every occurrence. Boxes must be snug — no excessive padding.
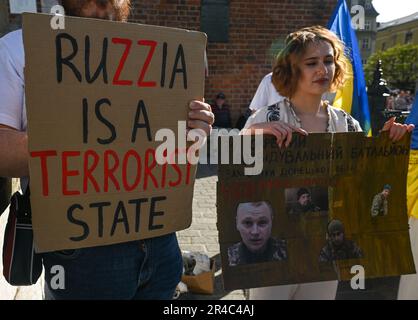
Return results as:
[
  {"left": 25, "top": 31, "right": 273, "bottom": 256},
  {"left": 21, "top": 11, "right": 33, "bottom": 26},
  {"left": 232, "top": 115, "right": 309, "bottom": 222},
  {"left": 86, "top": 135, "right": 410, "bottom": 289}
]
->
[
  {"left": 288, "top": 188, "right": 322, "bottom": 215},
  {"left": 319, "top": 219, "right": 363, "bottom": 263},
  {"left": 227, "top": 201, "right": 288, "bottom": 266},
  {"left": 371, "top": 184, "right": 391, "bottom": 217}
]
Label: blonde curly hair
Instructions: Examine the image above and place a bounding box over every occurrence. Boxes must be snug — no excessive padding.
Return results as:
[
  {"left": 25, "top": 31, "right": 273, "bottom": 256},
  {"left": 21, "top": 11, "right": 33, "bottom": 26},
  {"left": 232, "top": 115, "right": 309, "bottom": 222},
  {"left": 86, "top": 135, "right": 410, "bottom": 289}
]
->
[{"left": 272, "top": 26, "right": 350, "bottom": 98}]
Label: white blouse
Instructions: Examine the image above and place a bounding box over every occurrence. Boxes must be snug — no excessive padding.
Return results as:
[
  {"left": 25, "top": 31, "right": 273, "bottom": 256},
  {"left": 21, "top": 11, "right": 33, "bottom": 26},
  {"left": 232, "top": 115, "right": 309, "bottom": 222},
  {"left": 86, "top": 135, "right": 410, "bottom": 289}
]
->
[{"left": 243, "top": 98, "right": 363, "bottom": 133}]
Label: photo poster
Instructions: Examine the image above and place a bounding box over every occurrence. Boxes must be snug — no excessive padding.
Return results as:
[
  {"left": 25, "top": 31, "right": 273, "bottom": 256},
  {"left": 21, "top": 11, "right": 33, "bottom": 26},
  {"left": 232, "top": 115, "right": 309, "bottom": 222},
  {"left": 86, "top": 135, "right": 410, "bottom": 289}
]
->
[
  {"left": 23, "top": 13, "right": 207, "bottom": 252},
  {"left": 217, "top": 132, "right": 415, "bottom": 290}
]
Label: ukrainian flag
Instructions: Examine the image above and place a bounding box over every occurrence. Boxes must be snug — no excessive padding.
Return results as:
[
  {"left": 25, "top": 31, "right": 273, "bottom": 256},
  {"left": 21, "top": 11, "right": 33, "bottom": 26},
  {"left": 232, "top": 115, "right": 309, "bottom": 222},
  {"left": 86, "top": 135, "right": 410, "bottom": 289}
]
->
[
  {"left": 406, "top": 94, "right": 418, "bottom": 218},
  {"left": 328, "top": 0, "right": 371, "bottom": 135}
]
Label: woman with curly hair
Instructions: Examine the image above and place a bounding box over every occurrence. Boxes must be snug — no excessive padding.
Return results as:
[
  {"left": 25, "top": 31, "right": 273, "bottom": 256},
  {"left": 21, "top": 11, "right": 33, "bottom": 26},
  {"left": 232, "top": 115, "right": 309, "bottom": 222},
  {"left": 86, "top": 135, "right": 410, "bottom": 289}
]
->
[
  {"left": 61, "top": 0, "right": 131, "bottom": 21},
  {"left": 242, "top": 26, "right": 413, "bottom": 300},
  {"left": 243, "top": 26, "right": 412, "bottom": 148}
]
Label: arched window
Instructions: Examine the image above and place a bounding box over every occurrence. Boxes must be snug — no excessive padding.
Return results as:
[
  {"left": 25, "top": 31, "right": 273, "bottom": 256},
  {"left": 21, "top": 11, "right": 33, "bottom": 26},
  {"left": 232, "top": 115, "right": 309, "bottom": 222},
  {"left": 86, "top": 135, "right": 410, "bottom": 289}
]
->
[{"left": 201, "top": 0, "right": 230, "bottom": 43}]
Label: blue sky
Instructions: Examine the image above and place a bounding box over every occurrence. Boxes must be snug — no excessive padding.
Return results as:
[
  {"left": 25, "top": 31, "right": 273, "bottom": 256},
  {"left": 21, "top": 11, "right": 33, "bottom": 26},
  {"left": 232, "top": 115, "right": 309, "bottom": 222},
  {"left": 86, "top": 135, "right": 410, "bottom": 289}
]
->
[{"left": 373, "top": 0, "right": 418, "bottom": 22}]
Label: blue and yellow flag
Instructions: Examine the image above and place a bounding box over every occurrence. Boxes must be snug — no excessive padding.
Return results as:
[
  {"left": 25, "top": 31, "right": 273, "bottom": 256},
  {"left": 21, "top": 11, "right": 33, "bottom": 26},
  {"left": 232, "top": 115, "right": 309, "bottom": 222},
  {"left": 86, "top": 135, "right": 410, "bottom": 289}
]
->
[
  {"left": 328, "top": 0, "right": 371, "bottom": 135},
  {"left": 406, "top": 94, "right": 418, "bottom": 218}
]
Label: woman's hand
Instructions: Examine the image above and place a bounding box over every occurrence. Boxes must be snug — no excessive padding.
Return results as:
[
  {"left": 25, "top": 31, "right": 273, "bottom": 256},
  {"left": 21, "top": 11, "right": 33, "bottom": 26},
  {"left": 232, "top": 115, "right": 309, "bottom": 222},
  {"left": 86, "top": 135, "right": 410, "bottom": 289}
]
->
[
  {"left": 381, "top": 117, "right": 414, "bottom": 142},
  {"left": 242, "top": 121, "right": 308, "bottom": 148}
]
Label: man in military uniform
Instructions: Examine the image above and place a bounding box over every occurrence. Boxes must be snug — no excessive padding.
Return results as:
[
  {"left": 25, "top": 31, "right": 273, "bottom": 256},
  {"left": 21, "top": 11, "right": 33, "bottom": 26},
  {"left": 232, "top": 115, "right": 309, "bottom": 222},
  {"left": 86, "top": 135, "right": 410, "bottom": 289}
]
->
[
  {"left": 288, "top": 188, "right": 321, "bottom": 215},
  {"left": 319, "top": 219, "right": 363, "bottom": 262},
  {"left": 371, "top": 184, "right": 391, "bottom": 217},
  {"left": 228, "top": 201, "right": 287, "bottom": 266}
]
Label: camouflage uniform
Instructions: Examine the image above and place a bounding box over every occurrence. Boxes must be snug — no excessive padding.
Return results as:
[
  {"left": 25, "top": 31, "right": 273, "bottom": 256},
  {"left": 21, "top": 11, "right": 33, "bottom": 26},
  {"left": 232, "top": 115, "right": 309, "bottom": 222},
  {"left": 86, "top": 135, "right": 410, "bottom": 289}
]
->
[
  {"left": 319, "top": 239, "right": 363, "bottom": 262},
  {"left": 371, "top": 193, "right": 388, "bottom": 217},
  {"left": 288, "top": 202, "right": 321, "bottom": 215},
  {"left": 228, "top": 237, "right": 287, "bottom": 266}
]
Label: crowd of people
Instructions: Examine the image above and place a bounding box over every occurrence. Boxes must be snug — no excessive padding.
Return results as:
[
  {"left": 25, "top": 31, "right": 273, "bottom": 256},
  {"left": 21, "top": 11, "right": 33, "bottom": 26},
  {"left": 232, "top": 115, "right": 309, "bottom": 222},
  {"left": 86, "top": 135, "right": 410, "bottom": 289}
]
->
[{"left": 386, "top": 90, "right": 415, "bottom": 111}]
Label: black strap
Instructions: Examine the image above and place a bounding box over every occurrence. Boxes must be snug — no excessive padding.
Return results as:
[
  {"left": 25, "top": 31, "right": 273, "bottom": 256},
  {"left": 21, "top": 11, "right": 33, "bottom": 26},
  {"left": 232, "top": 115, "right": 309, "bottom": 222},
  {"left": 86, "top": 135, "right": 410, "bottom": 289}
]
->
[{"left": 16, "top": 186, "right": 31, "bottom": 223}]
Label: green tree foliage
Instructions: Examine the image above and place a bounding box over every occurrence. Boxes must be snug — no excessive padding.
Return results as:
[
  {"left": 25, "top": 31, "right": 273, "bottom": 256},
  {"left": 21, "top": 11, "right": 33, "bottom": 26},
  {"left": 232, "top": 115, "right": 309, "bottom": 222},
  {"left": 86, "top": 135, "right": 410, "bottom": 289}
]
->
[{"left": 364, "top": 44, "right": 418, "bottom": 91}]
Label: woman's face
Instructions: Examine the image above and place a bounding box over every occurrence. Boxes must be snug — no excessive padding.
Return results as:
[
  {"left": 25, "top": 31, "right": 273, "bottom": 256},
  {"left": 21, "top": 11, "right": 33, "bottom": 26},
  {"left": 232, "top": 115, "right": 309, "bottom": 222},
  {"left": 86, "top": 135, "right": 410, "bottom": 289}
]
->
[{"left": 295, "top": 40, "right": 336, "bottom": 97}]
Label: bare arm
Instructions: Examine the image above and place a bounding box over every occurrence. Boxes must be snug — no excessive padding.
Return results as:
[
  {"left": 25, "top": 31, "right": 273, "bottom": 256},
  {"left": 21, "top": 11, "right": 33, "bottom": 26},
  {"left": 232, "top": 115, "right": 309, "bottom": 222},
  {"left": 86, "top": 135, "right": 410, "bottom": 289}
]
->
[
  {"left": 381, "top": 117, "right": 415, "bottom": 142},
  {"left": 0, "top": 125, "right": 29, "bottom": 177}
]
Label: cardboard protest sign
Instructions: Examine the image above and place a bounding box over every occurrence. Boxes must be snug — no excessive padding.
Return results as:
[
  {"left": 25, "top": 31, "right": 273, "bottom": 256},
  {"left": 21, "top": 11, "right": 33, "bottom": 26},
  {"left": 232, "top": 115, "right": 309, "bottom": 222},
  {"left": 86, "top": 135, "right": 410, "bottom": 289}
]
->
[
  {"left": 217, "top": 133, "right": 415, "bottom": 290},
  {"left": 23, "top": 13, "right": 207, "bottom": 252}
]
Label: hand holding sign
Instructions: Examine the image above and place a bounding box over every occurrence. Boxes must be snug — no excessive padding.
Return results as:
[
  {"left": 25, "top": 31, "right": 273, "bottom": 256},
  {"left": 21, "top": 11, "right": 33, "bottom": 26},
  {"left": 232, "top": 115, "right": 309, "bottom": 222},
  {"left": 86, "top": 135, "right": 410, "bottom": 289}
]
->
[
  {"left": 23, "top": 13, "right": 207, "bottom": 252},
  {"left": 381, "top": 117, "right": 414, "bottom": 142},
  {"left": 187, "top": 100, "right": 214, "bottom": 137}
]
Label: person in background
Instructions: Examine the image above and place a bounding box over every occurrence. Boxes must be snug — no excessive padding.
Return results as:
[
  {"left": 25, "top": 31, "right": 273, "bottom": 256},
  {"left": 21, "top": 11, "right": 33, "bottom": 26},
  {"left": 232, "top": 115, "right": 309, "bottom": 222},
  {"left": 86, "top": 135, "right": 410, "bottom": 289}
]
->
[
  {"left": 395, "top": 90, "right": 408, "bottom": 111},
  {"left": 249, "top": 72, "right": 284, "bottom": 113},
  {"left": 386, "top": 92, "right": 396, "bottom": 110},
  {"left": 406, "top": 90, "right": 414, "bottom": 110},
  {"left": 211, "top": 92, "right": 232, "bottom": 128},
  {"left": 235, "top": 104, "right": 252, "bottom": 130}
]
